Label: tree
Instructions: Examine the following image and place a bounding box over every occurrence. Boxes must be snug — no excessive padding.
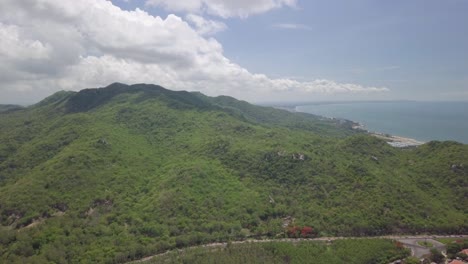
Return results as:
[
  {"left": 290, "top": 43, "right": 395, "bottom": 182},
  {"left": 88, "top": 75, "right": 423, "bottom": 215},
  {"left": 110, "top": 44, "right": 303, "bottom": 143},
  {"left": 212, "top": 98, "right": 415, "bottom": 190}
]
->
[
  {"left": 430, "top": 248, "right": 444, "bottom": 264},
  {"left": 447, "top": 240, "right": 468, "bottom": 258},
  {"left": 287, "top": 226, "right": 301, "bottom": 238},
  {"left": 405, "top": 256, "right": 420, "bottom": 264},
  {"left": 301, "top": 226, "right": 314, "bottom": 238}
]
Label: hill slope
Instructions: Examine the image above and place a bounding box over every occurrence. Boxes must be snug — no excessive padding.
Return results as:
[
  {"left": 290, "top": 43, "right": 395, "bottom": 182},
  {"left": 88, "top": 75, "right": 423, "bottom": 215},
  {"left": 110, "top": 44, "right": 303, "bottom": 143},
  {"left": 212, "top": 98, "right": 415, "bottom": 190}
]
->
[
  {"left": 0, "top": 104, "right": 23, "bottom": 113},
  {"left": 0, "top": 83, "right": 466, "bottom": 263}
]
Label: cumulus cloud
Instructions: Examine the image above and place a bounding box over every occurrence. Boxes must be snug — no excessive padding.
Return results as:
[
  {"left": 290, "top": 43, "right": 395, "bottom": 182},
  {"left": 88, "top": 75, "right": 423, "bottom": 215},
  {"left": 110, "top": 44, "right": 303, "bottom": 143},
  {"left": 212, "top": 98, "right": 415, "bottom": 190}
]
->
[
  {"left": 145, "top": 0, "right": 297, "bottom": 18},
  {"left": 0, "top": 0, "right": 388, "bottom": 104},
  {"left": 0, "top": 24, "right": 51, "bottom": 60}
]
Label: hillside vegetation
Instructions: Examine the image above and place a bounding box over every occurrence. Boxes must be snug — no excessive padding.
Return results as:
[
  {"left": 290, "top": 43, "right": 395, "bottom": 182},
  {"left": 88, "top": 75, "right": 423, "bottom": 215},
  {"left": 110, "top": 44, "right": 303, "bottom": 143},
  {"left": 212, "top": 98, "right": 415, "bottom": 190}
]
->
[{"left": 0, "top": 83, "right": 466, "bottom": 263}]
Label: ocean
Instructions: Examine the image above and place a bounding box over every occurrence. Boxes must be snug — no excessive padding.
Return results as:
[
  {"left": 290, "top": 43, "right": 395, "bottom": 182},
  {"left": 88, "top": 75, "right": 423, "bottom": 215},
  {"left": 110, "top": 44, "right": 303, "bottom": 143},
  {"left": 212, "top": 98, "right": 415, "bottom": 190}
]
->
[{"left": 296, "top": 101, "right": 468, "bottom": 144}]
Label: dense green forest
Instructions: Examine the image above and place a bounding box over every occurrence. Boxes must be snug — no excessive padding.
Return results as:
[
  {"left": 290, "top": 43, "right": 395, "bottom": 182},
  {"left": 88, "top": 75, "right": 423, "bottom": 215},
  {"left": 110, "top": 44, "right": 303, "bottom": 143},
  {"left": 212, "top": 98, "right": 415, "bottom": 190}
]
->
[{"left": 0, "top": 83, "right": 466, "bottom": 263}]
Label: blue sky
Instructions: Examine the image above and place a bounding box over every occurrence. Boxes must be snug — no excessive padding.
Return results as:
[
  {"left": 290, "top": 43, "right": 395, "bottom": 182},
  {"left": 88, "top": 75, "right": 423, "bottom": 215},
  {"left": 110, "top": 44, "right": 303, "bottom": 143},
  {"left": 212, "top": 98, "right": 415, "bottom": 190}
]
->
[
  {"left": 0, "top": 0, "right": 467, "bottom": 103},
  {"left": 119, "top": 0, "right": 468, "bottom": 101}
]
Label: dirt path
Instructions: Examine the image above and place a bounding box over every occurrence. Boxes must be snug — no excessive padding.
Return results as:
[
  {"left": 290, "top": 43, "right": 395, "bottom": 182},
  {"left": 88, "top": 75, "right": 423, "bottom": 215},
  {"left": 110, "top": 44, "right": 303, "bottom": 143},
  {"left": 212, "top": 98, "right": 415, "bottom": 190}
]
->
[{"left": 128, "top": 234, "right": 468, "bottom": 263}]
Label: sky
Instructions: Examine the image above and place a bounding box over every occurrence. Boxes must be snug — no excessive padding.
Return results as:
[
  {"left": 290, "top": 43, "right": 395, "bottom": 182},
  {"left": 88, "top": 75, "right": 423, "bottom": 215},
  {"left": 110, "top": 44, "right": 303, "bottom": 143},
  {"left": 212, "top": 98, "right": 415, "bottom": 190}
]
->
[{"left": 0, "top": 0, "right": 467, "bottom": 105}]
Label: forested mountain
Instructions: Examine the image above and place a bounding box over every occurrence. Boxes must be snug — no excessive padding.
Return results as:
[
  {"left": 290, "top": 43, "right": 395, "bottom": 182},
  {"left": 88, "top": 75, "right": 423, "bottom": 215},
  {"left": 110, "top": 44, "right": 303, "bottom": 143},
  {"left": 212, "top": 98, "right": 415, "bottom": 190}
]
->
[{"left": 0, "top": 83, "right": 466, "bottom": 263}]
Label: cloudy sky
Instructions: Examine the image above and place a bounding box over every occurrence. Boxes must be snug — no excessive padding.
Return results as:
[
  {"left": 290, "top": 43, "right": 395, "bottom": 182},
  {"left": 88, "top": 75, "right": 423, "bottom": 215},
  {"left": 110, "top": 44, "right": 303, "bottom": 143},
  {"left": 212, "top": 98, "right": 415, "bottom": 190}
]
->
[{"left": 0, "top": 0, "right": 467, "bottom": 104}]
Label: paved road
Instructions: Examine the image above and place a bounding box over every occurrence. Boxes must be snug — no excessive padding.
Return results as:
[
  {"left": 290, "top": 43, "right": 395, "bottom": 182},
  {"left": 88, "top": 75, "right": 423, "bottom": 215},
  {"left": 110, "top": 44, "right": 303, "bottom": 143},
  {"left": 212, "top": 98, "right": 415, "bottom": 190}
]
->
[
  {"left": 397, "top": 238, "right": 446, "bottom": 258},
  {"left": 129, "top": 235, "right": 468, "bottom": 263}
]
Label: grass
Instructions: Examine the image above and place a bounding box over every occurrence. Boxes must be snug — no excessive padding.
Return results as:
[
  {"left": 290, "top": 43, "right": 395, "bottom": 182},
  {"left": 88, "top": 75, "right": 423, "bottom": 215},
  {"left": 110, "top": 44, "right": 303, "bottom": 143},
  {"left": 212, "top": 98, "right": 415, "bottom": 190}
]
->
[
  {"left": 436, "top": 238, "right": 468, "bottom": 245},
  {"left": 417, "top": 241, "right": 434, "bottom": 248}
]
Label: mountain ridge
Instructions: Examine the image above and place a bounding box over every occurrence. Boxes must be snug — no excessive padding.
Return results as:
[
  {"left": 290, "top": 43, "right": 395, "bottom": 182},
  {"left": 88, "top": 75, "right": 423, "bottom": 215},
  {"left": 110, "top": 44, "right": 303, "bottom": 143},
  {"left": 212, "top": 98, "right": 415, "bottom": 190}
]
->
[{"left": 36, "top": 83, "right": 360, "bottom": 136}]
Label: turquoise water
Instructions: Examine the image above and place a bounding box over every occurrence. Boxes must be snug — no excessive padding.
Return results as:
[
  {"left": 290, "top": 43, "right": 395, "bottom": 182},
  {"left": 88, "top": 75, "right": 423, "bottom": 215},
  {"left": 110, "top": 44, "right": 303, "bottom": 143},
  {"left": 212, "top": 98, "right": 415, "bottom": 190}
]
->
[{"left": 296, "top": 101, "right": 468, "bottom": 144}]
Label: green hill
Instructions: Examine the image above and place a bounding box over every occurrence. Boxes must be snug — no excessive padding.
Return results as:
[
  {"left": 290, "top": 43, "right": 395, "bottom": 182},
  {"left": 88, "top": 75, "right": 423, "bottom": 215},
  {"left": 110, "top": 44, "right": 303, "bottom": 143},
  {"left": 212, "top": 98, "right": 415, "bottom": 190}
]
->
[{"left": 0, "top": 83, "right": 466, "bottom": 263}]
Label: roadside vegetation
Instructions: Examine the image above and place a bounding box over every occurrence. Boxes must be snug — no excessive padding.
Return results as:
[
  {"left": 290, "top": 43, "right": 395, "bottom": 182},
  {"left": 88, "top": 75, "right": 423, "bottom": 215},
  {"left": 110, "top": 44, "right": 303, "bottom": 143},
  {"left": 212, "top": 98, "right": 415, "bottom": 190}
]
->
[
  {"left": 445, "top": 239, "right": 468, "bottom": 259},
  {"left": 146, "top": 239, "right": 410, "bottom": 264}
]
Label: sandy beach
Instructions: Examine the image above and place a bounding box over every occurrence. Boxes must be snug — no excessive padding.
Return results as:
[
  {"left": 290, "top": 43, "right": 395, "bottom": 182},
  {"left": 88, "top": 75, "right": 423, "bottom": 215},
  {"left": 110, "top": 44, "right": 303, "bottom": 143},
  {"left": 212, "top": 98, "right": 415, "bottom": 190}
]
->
[{"left": 371, "top": 132, "right": 425, "bottom": 148}]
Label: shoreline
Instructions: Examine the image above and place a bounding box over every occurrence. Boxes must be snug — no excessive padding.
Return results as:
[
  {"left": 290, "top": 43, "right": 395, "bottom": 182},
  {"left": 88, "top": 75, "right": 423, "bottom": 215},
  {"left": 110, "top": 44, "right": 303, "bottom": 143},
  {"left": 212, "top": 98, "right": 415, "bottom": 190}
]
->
[
  {"left": 370, "top": 132, "right": 425, "bottom": 148},
  {"left": 347, "top": 121, "right": 425, "bottom": 148},
  {"left": 289, "top": 106, "right": 426, "bottom": 148},
  {"left": 350, "top": 121, "right": 425, "bottom": 148}
]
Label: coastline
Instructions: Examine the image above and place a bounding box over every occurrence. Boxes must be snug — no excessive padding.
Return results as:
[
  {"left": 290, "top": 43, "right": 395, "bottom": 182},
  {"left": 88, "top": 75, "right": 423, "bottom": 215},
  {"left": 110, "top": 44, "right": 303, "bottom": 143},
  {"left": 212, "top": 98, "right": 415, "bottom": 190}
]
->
[
  {"left": 289, "top": 106, "right": 426, "bottom": 148},
  {"left": 292, "top": 101, "right": 468, "bottom": 145},
  {"left": 350, "top": 122, "right": 425, "bottom": 148},
  {"left": 349, "top": 121, "right": 425, "bottom": 147}
]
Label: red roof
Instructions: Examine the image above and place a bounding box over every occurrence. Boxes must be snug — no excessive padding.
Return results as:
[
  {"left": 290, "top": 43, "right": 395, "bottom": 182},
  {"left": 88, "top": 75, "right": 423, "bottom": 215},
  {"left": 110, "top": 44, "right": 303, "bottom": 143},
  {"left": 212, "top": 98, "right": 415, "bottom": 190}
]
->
[
  {"left": 461, "top": 249, "right": 468, "bottom": 255},
  {"left": 449, "top": 260, "right": 465, "bottom": 264}
]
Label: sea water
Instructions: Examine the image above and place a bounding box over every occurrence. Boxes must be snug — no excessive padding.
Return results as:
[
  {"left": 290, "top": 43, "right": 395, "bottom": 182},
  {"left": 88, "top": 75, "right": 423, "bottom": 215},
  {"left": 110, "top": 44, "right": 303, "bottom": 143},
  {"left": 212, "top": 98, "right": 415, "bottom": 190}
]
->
[{"left": 296, "top": 101, "right": 468, "bottom": 144}]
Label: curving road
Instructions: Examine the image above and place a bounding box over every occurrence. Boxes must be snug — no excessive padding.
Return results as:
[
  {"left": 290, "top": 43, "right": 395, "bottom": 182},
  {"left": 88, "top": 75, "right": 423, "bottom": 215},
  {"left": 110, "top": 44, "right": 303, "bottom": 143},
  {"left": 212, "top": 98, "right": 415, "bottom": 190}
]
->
[
  {"left": 397, "top": 238, "right": 446, "bottom": 258},
  {"left": 129, "top": 235, "right": 468, "bottom": 263}
]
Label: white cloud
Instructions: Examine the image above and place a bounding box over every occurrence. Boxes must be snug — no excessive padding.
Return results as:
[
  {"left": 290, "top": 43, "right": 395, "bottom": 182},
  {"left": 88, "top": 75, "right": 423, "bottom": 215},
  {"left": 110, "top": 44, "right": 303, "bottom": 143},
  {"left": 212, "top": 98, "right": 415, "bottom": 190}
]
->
[
  {"left": 273, "top": 23, "right": 311, "bottom": 30},
  {"left": 145, "top": 0, "right": 297, "bottom": 18},
  {"left": 0, "top": 0, "right": 388, "bottom": 104},
  {"left": 0, "top": 24, "right": 51, "bottom": 60},
  {"left": 186, "top": 14, "right": 227, "bottom": 35}
]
